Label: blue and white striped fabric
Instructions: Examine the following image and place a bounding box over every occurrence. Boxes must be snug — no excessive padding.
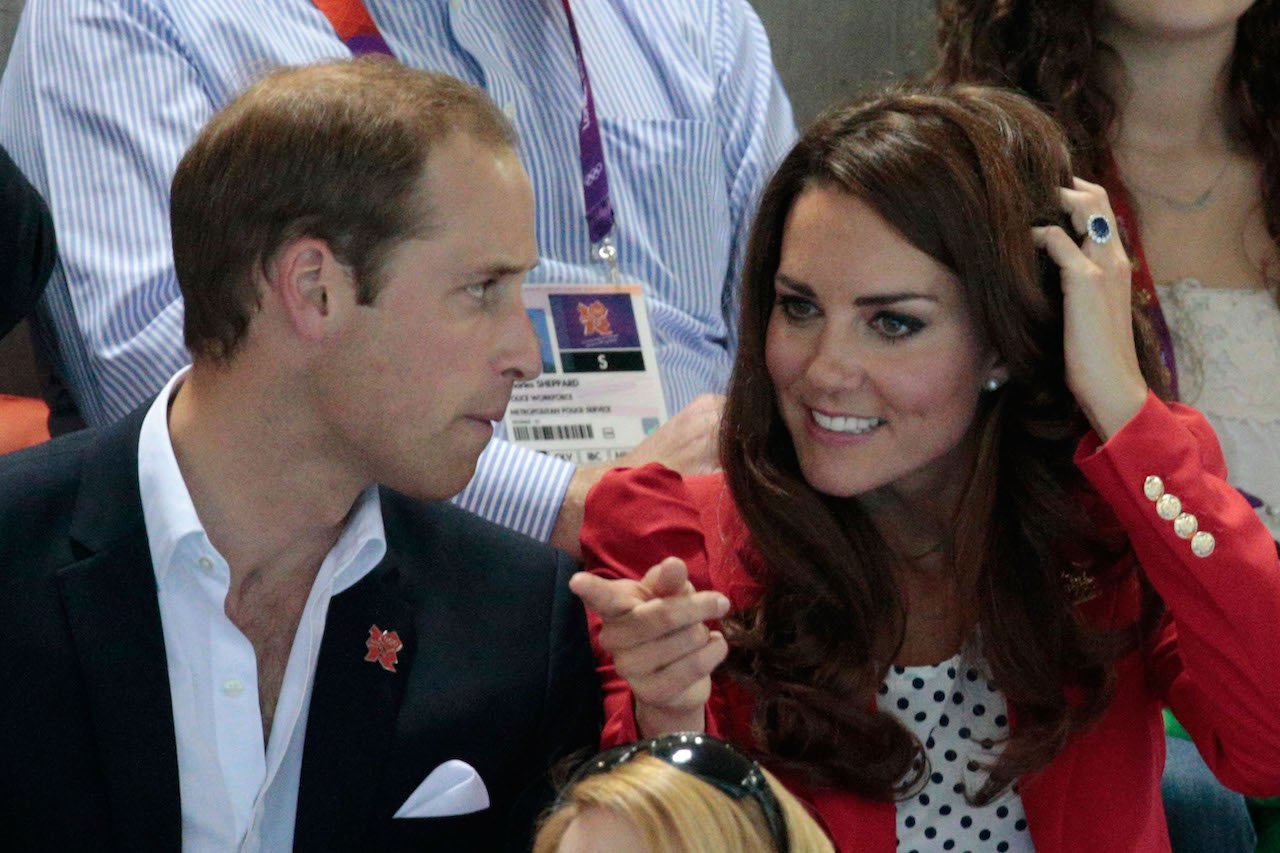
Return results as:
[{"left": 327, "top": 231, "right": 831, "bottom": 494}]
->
[{"left": 0, "top": 0, "right": 795, "bottom": 541}]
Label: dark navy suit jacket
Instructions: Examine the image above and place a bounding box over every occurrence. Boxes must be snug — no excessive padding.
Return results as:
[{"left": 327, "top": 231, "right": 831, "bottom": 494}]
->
[{"left": 0, "top": 407, "right": 601, "bottom": 850}]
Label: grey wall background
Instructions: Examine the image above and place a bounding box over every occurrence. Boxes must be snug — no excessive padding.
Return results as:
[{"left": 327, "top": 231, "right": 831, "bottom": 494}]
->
[
  {"left": 0, "top": 0, "right": 20, "bottom": 74},
  {"left": 750, "top": 0, "right": 939, "bottom": 126}
]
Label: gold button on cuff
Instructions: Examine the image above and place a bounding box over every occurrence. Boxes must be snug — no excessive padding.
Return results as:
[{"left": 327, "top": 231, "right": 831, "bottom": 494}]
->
[
  {"left": 1143, "top": 476, "right": 1165, "bottom": 501},
  {"left": 1156, "top": 493, "right": 1182, "bottom": 521},
  {"left": 1191, "top": 531, "right": 1216, "bottom": 558},
  {"left": 1173, "top": 513, "right": 1198, "bottom": 539}
]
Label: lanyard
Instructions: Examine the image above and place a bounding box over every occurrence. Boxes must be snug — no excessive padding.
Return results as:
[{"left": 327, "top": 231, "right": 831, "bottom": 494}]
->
[
  {"left": 558, "top": 0, "right": 619, "bottom": 278},
  {"left": 311, "top": 0, "right": 393, "bottom": 56},
  {"left": 311, "top": 0, "right": 619, "bottom": 278}
]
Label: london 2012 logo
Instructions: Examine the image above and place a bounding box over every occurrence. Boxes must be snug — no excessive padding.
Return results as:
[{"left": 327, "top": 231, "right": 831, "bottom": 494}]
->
[
  {"left": 548, "top": 292, "right": 644, "bottom": 373},
  {"left": 577, "top": 300, "right": 612, "bottom": 337}
]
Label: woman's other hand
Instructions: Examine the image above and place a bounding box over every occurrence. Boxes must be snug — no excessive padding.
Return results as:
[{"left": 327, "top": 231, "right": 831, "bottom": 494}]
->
[{"left": 1033, "top": 177, "right": 1149, "bottom": 439}]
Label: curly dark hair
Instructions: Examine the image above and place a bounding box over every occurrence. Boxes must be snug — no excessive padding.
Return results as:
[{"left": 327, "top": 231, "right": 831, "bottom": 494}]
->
[
  {"left": 720, "top": 84, "right": 1168, "bottom": 803},
  {"left": 931, "top": 0, "right": 1280, "bottom": 263}
]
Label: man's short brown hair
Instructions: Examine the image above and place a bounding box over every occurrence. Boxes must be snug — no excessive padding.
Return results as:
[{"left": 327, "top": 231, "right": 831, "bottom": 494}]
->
[{"left": 170, "top": 58, "right": 517, "bottom": 362}]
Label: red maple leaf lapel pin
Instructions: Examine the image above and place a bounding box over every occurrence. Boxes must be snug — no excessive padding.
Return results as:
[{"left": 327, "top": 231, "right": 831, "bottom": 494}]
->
[{"left": 365, "top": 625, "right": 404, "bottom": 673}]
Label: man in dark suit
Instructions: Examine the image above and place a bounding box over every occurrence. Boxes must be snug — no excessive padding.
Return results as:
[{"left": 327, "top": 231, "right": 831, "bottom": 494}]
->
[
  {"left": 0, "top": 59, "right": 600, "bottom": 851},
  {"left": 1, "top": 145, "right": 56, "bottom": 340},
  {"left": 1, "top": 144, "right": 66, "bottom": 447}
]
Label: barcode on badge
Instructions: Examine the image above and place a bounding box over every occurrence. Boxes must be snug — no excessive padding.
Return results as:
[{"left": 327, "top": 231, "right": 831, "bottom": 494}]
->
[{"left": 511, "top": 423, "right": 595, "bottom": 442}]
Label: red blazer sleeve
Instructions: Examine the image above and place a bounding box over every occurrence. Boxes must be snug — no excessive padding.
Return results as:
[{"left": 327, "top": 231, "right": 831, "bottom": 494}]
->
[
  {"left": 1076, "top": 391, "right": 1280, "bottom": 795},
  {"left": 579, "top": 464, "right": 726, "bottom": 747}
]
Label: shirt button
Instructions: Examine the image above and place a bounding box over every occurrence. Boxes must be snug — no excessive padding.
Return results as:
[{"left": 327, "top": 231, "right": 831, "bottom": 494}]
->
[
  {"left": 1156, "top": 493, "right": 1182, "bottom": 521},
  {"left": 222, "top": 678, "right": 244, "bottom": 698},
  {"left": 1173, "top": 512, "right": 1198, "bottom": 539},
  {"left": 1143, "top": 475, "right": 1164, "bottom": 501},
  {"left": 1190, "top": 531, "right": 1216, "bottom": 558},
  {"left": 503, "top": 102, "right": 517, "bottom": 120},
  {"left": 197, "top": 556, "right": 214, "bottom": 572}
]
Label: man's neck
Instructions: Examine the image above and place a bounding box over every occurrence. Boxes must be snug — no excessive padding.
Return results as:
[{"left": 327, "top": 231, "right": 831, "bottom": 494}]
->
[
  {"left": 1101, "top": 19, "right": 1238, "bottom": 157},
  {"left": 166, "top": 365, "right": 364, "bottom": 592}
]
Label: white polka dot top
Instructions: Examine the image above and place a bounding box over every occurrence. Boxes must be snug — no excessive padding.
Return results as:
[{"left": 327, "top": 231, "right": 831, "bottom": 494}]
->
[{"left": 877, "top": 639, "right": 1035, "bottom": 852}]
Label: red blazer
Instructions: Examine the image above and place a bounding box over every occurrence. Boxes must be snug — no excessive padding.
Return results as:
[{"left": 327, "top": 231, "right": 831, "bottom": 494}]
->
[{"left": 581, "top": 393, "right": 1280, "bottom": 852}]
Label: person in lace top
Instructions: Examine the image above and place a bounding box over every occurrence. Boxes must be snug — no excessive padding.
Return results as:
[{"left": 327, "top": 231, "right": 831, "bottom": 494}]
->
[
  {"left": 931, "top": 0, "right": 1280, "bottom": 538},
  {"left": 1157, "top": 282, "right": 1280, "bottom": 540},
  {"left": 570, "top": 85, "right": 1280, "bottom": 851},
  {"left": 931, "top": 3, "right": 1280, "bottom": 847}
]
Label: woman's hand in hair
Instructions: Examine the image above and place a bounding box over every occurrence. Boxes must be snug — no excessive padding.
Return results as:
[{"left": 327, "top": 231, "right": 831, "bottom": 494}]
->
[
  {"left": 570, "top": 557, "right": 730, "bottom": 737},
  {"left": 1033, "top": 177, "right": 1149, "bottom": 440}
]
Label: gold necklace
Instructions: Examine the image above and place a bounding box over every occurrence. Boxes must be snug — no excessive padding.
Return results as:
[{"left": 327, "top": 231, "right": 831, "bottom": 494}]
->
[{"left": 903, "top": 539, "right": 948, "bottom": 561}]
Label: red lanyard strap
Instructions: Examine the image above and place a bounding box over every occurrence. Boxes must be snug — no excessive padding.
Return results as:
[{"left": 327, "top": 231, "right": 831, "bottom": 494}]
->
[{"left": 311, "top": 0, "right": 393, "bottom": 56}]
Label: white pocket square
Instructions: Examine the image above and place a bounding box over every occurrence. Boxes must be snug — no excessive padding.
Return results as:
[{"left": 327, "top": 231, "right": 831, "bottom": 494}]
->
[{"left": 393, "top": 759, "right": 490, "bottom": 819}]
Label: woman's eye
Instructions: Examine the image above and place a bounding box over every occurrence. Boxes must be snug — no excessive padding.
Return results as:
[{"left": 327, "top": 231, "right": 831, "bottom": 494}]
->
[
  {"left": 870, "top": 311, "right": 924, "bottom": 340},
  {"left": 777, "top": 294, "right": 819, "bottom": 321}
]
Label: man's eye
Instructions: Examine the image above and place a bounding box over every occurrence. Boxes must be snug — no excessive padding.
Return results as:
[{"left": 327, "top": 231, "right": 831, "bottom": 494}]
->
[
  {"left": 465, "top": 280, "right": 496, "bottom": 301},
  {"left": 777, "top": 294, "right": 819, "bottom": 321},
  {"left": 870, "top": 311, "right": 924, "bottom": 340}
]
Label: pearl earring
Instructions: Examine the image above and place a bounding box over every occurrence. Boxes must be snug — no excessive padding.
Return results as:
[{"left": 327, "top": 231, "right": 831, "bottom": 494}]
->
[{"left": 983, "top": 377, "right": 1004, "bottom": 392}]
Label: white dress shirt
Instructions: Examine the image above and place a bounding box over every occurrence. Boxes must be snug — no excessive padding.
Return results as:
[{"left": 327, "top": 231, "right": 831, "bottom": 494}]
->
[{"left": 138, "top": 368, "right": 387, "bottom": 852}]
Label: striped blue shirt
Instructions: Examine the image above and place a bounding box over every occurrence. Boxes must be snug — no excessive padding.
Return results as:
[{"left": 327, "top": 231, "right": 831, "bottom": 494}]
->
[{"left": 0, "top": 0, "right": 795, "bottom": 540}]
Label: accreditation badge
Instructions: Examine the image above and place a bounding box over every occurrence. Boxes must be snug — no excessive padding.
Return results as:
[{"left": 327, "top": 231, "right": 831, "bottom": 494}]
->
[{"left": 504, "top": 283, "right": 668, "bottom": 464}]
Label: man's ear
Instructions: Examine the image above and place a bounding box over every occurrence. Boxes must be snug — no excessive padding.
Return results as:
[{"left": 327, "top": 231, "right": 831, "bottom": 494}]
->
[{"left": 269, "top": 238, "right": 351, "bottom": 342}]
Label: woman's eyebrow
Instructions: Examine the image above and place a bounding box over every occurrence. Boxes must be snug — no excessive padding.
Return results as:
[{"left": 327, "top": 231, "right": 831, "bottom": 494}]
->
[
  {"left": 775, "top": 274, "right": 938, "bottom": 306},
  {"left": 853, "top": 292, "right": 939, "bottom": 307}
]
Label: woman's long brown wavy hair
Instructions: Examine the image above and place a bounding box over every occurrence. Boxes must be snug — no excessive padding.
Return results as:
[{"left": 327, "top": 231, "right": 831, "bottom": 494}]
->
[
  {"left": 931, "top": 0, "right": 1280, "bottom": 267},
  {"left": 720, "top": 85, "right": 1168, "bottom": 803}
]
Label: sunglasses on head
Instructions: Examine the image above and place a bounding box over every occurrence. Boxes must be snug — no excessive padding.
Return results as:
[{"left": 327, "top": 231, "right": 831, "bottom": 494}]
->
[{"left": 562, "top": 732, "right": 791, "bottom": 853}]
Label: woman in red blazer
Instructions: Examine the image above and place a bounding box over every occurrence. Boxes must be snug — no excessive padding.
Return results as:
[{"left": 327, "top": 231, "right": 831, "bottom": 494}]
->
[{"left": 572, "top": 85, "right": 1280, "bottom": 852}]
